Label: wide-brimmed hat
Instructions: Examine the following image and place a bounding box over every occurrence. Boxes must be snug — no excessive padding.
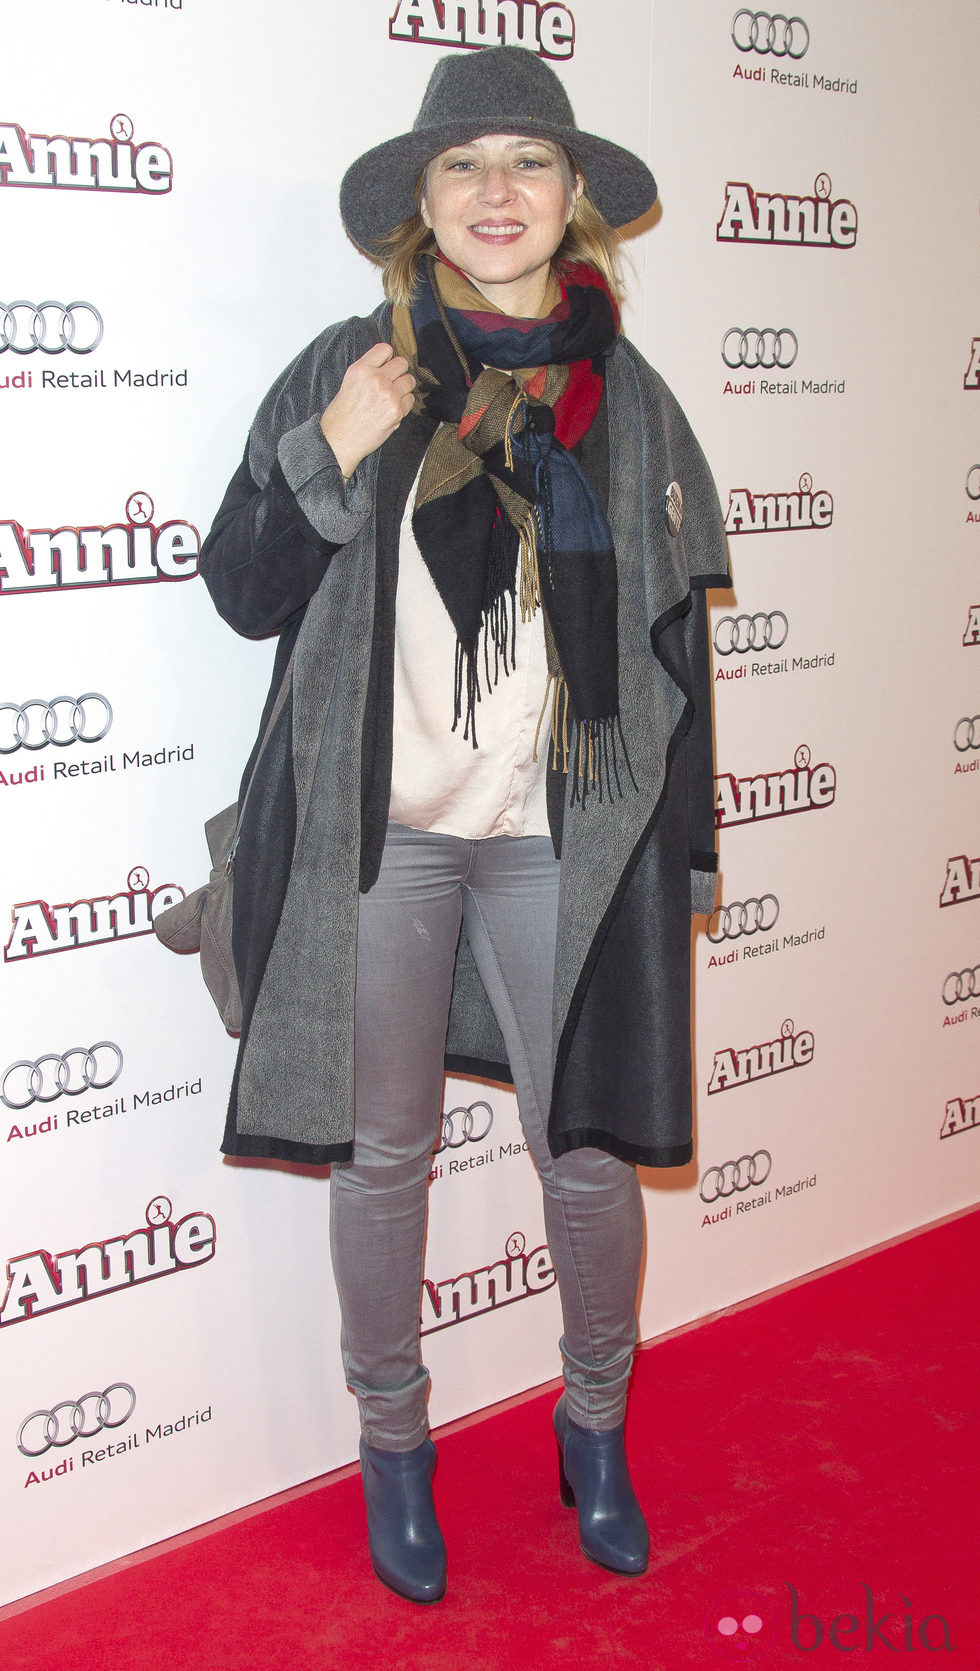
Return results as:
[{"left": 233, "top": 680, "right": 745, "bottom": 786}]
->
[{"left": 339, "top": 45, "right": 657, "bottom": 253}]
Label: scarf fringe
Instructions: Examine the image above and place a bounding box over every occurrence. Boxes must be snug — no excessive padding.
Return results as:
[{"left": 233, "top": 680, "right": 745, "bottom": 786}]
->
[
  {"left": 568, "top": 714, "right": 638, "bottom": 807},
  {"left": 454, "top": 505, "right": 518, "bottom": 748}
]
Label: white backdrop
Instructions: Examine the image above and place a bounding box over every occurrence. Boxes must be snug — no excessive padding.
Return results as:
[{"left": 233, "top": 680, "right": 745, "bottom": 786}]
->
[{"left": 2, "top": 0, "right": 979, "bottom": 1606}]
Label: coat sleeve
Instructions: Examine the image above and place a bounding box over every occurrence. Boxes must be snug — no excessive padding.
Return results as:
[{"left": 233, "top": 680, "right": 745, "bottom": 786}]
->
[{"left": 199, "top": 317, "right": 378, "bottom": 639}]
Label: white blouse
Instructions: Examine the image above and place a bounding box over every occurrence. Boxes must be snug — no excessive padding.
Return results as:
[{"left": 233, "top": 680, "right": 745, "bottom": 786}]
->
[{"left": 388, "top": 468, "right": 552, "bottom": 840}]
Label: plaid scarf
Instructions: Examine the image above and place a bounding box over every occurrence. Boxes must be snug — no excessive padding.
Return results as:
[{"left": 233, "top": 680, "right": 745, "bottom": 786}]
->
[{"left": 391, "top": 253, "right": 630, "bottom": 799}]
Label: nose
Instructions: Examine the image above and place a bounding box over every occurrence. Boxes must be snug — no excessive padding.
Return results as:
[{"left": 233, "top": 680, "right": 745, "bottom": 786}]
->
[{"left": 479, "top": 165, "right": 516, "bottom": 205}]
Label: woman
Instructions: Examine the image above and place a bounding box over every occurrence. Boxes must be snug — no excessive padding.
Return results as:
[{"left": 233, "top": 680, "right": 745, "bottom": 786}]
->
[{"left": 201, "top": 45, "right": 729, "bottom": 1603}]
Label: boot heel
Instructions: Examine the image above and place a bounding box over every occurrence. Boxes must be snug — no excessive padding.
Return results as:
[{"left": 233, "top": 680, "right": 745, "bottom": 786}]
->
[
  {"left": 552, "top": 1395, "right": 649, "bottom": 1575},
  {"left": 557, "top": 1439, "right": 576, "bottom": 1508}
]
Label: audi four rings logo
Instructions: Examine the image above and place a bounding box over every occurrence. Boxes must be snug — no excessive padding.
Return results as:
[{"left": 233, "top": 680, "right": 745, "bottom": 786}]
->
[
  {"left": 435, "top": 1101, "right": 494, "bottom": 1152},
  {"left": 714, "top": 613, "right": 789, "bottom": 655},
  {"left": 1, "top": 1043, "right": 123, "bottom": 1110},
  {"left": 967, "top": 466, "right": 980, "bottom": 501},
  {"left": 0, "top": 694, "right": 112, "bottom": 754},
  {"left": 17, "top": 1383, "right": 135, "bottom": 1457},
  {"left": 722, "top": 327, "right": 798, "bottom": 369},
  {"left": 707, "top": 897, "right": 780, "bottom": 942},
  {"left": 943, "top": 968, "right": 980, "bottom": 1005},
  {"left": 954, "top": 717, "right": 980, "bottom": 751},
  {"left": 1, "top": 301, "right": 103, "bottom": 355},
  {"left": 731, "top": 10, "right": 809, "bottom": 56},
  {"left": 700, "top": 1151, "right": 772, "bottom": 1202}
]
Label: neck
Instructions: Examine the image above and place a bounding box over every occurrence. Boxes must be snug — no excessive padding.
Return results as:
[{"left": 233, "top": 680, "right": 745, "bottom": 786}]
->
[{"left": 462, "top": 266, "right": 561, "bottom": 320}]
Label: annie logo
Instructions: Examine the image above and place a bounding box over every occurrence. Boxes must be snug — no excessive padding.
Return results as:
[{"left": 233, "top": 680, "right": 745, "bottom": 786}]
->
[
  {"left": 0, "top": 1196, "right": 215, "bottom": 1327},
  {"left": 725, "top": 472, "right": 833, "bottom": 534},
  {"left": 389, "top": 1, "right": 575, "bottom": 58},
  {"left": 715, "top": 744, "right": 836, "bottom": 829},
  {"left": 420, "top": 1231, "right": 555, "bottom": 1332},
  {"left": 941, "top": 1095, "right": 980, "bottom": 1139},
  {"left": 707, "top": 1017, "right": 814, "bottom": 1095},
  {"left": 4, "top": 867, "right": 186, "bottom": 961},
  {"left": 0, "top": 493, "right": 199, "bottom": 595},
  {"left": 717, "top": 173, "right": 857, "bottom": 247},
  {"left": 940, "top": 854, "right": 980, "bottom": 907},
  {"left": 0, "top": 115, "right": 171, "bottom": 193}
]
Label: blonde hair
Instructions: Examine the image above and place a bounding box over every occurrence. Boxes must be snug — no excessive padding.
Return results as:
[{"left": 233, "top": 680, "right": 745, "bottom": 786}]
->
[{"left": 372, "top": 147, "right": 625, "bottom": 310}]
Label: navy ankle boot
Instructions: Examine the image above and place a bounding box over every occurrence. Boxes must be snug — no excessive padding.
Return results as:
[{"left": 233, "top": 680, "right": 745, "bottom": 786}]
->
[
  {"left": 359, "top": 1436, "right": 447, "bottom": 1603},
  {"left": 553, "top": 1396, "right": 649, "bottom": 1575}
]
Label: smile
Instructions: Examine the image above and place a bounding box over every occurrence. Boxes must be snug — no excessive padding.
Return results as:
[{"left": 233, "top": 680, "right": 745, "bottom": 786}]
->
[{"left": 469, "top": 223, "right": 526, "bottom": 238}]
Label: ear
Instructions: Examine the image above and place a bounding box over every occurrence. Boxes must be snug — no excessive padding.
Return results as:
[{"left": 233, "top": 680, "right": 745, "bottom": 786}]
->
[
  {"left": 566, "top": 172, "right": 585, "bottom": 225},
  {"left": 420, "top": 196, "right": 433, "bottom": 230}
]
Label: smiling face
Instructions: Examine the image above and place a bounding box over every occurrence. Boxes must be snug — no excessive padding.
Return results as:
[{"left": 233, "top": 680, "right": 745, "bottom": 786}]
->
[{"left": 419, "top": 134, "right": 583, "bottom": 318}]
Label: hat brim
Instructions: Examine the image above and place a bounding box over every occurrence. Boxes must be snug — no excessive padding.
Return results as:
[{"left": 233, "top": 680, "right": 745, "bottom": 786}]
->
[{"left": 339, "top": 121, "right": 657, "bottom": 254}]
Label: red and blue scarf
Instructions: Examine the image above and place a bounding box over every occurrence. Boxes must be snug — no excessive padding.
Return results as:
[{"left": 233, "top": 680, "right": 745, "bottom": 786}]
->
[{"left": 391, "top": 252, "right": 629, "bottom": 798}]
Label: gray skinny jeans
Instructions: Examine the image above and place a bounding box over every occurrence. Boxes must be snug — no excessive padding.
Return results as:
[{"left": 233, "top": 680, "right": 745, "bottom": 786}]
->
[{"left": 328, "top": 820, "right": 644, "bottom": 1450}]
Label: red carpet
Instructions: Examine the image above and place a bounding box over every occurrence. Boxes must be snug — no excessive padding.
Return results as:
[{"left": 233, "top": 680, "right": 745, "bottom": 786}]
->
[{"left": 3, "top": 1208, "right": 977, "bottom": 1669}]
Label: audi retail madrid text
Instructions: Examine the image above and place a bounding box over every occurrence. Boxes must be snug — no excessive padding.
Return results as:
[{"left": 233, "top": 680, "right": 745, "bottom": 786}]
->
[
  {"left": 389, "top": 0, "right": 575, "bottom": 57},
  {"left": 705, "top": 902, "right": 824, "bottom": 968},
  {"left": 429, "top": 1100, "right": 529, "bottom": 1181},
  {"left": 712, "top": 609, "right": 834, "bottom": 687},
  {"left": 700, "top": 1149, "right": 817, "bottom": 1228},
  {"left": 720, "top": 326, "right": 845, "bottom": 398},
  {"left": 940, "top": 965, "right": 980, "bottom": 1031},
  {"left": 0, "top": 743, "right": 194, "bottom": 792},
  {"left": 24, "top": 1403, "right": 213, "bottom": 1491},
  {"left": 730, "top": 10, "right": 857, "bottom": 95},
  {"left": 5, "top": 1069, "right": 202, "bottom": 1149}
]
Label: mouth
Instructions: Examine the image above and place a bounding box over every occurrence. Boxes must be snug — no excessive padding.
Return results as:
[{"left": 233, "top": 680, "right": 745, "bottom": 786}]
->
[{"left": 468, "top": 222, "right": 526, "bottom": 243}]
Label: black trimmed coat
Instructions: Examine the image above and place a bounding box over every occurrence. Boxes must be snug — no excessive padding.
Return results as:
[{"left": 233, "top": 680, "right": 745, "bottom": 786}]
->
[{"left": 200, "top": 306, "right": 730, "bottom": 1168}]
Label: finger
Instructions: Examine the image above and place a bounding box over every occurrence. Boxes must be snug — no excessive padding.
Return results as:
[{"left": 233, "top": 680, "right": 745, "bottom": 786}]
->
[
  {"left": 359, "top": 341, "right": 395, "bottom": 368},
  {"left": 380, "top": 354, "right": 412, "bottom": 381}
]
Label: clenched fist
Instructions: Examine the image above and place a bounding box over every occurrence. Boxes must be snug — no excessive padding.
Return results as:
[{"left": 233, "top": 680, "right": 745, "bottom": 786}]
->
[{"left": 319, "top": 342, "right": 416, "bottom": 480}]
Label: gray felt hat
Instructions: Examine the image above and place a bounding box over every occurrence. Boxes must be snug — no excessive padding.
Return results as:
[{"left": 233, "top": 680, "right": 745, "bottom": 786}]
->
[{"left": 339, "top": 45, "right": 658, "bottom": 252}]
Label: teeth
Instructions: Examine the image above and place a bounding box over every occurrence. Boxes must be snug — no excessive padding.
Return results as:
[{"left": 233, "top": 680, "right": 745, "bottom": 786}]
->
[{"left": 472, "top": 224, "right": 524, "bottom": 235}]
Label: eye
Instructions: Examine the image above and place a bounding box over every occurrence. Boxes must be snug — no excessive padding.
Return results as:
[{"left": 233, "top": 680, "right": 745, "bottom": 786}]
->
[{"left": 516, "top": 156, "right": 549, "bottom": 169}]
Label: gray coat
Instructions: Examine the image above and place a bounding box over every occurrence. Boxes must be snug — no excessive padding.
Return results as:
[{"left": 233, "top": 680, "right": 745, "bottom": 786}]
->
[{"left": 200, "top": 306, "right": 729, "bottom": 1169}]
